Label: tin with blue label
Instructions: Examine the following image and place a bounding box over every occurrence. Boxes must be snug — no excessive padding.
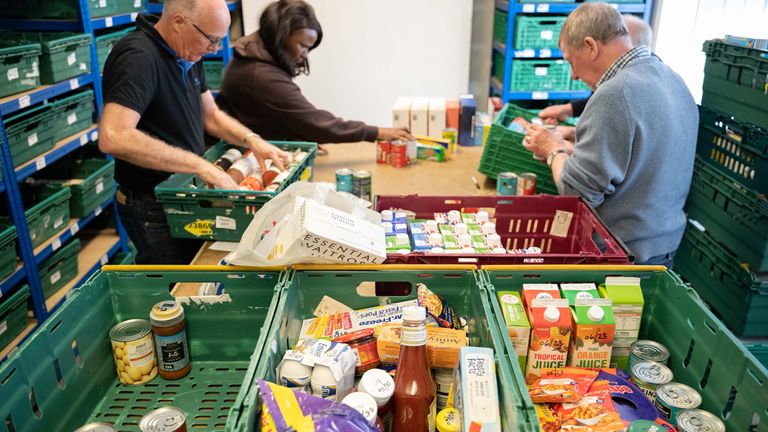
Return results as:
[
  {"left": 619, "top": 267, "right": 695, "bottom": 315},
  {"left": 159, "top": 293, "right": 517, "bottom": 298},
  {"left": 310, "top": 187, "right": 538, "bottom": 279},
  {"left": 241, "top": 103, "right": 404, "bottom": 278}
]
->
[
  {"left": 497, "top": 172, "right": 518, "bottom": 196},
  {"left": 336, "top": 168, "right": 353, "bottom": 193}
]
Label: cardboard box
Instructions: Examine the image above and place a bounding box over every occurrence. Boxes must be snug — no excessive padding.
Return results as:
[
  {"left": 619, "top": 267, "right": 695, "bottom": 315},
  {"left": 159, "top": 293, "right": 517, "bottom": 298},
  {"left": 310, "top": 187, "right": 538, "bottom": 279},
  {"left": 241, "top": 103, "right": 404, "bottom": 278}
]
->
[
  {"left": 522, "top": 283, "right": 561, "bottom": 307},
  {"left": 475, "top": 112, "right": 492, "bottom": 146},
  {"left": 428, "top": 97, "right": 446, "bottom": 138},
  {"left": 416, "top": 135, "right": 453, "bottom": 159},
  {"left": 300, "top": 299, "right": 418, "bottom": 339},
  {"left": 446, "top": 98, "right": 460, "bottom": 130},
  {"left": 377, "top": 323, "right": 467, "bottom": 369},
  {"left": 455, "top": 346, "right": 501, "bottom": 432},
  {"left": 416, "top": 143, "right": 446, "bottom": 162},
  {"left": 392, "top": 97, "right": 412, "bottom": 130},
  {"left": 497, "top": 291, "right": 531, "bottom": 372},
  {"left": 458, "top": 95, "right": 477, "bottom": 146},
  {"left": 599, "top": 277, "right": 644, "bottom": 369},
  {"left": 409, "top": 98, "right": 430, "bottom": 137}
]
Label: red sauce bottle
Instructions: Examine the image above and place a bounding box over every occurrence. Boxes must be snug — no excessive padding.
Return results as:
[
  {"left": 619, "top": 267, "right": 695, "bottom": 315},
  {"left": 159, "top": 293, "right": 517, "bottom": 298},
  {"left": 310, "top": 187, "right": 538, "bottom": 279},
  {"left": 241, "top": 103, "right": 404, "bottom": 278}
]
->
[{"left": 392, "top": 306, "right": 436, "bottom": 432}]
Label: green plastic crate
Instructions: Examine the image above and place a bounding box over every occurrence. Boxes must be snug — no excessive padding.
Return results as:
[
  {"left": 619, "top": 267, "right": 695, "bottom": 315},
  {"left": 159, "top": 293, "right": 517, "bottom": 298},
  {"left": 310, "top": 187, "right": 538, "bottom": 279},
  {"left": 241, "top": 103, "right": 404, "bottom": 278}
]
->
[
  {"left": 0, "top": 285, "right": 29, "bottom": 351},
  {"left": 114, "top": 0, "right": 145, "bottom": 15},
  {"left": 514, "top": 15, "right": 566, "bottom": 50},
  {"left": 0, "top": 187, "right": 71, "bottom": 249},
  {"left": 35, "top": 156, "right": 116, "bottom": 217},
  {"left": 696, "top": 105, "right": 768, "bottom": 195},
  {"left": 110, "top": 244, "right": 136, "bottom": 265},
  {"left": 483, "top": 265, "right": 768, "bottom": 432},
  {"left": 0, "top": 267, "right": 283, "bottom": 432},
  {"left": 39, "top": 238, "right": 80, "bottom": 299},
  {"left": 0, "top": 0, "right": 117, "bottom": 19},
  {"left": 742, "top": 339, "right": 768, "bottom": 369},
  {"left": 519, "top": 0, "right": 573, "bottom": 3},
  {"left": 570, "top": 78, "right": 591, "bottom": 91},
  {"left": 155, "top": 141, "right": 318, "bottom": 242},
  {"left": 95, "top": 27, "right": 133, "bottom": 73},
  {"left": 492, "top": 51, "right": 506, "bottom": 86},
  {"left": 701, "top": 39, "right": 768, "bottom": 132},
  {"left": 49, "top": 89, "right": 95, "bottom": 143},
  {"left": 0, "top": 226, "right": 18, "bottom": 282},
  {"left": 232, "top": 267, "right": 533, "bottom": 432},
  {"left": 6, "top": 32, "right": 91, "bottom": 84},
  {"left": 493, "top": 9, "right": 508, "bottom": 45},
  {"left": 510, "top": 59, "right": 571, "bottom": 91},
  {"left": 674, "top": 221, "right": 768, "bottom": 337},
  {"left": 685, "top": 156, "right": 768, "bottom": 272},
  {"left": 204, "top": 59, "right": 224, "bottom": 90},
  {"left": 4, "top": 102, "right": 56, "bottom": 167},
  {"left": 0, "top": 42, "right": 41, "bottom": 98},
  {"left": 478, "top": 103, "right": 559, "bottom": 194}
]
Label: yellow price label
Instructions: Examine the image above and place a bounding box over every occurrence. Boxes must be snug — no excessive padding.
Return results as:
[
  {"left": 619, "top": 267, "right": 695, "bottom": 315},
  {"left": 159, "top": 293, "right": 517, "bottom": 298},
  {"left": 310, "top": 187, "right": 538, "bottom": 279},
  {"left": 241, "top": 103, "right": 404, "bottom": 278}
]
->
[
  {"left": 299, "top": 167, "right": 312, "bottom": 182},
  {"left": 184, "top": 219, "right": 214, "bottom": 237}
]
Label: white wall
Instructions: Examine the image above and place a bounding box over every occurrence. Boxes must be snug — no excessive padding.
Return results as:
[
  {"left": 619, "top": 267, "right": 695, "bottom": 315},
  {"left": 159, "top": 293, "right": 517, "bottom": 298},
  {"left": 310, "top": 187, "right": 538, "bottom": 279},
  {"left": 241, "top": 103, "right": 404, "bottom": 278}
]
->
[
  {"left": 653, "top": 0, "right": 768, "bottom": 103},
  {"left": 242, "top": 0, "right": 473, "bottom": 127}
]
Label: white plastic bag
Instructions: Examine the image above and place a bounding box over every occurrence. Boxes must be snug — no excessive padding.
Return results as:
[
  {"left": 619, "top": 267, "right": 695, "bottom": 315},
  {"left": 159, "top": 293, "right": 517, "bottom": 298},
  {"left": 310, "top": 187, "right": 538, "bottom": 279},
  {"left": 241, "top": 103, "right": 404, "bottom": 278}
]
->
[{"left": 225, "top": 182, "right": 386, "bottom": 266}]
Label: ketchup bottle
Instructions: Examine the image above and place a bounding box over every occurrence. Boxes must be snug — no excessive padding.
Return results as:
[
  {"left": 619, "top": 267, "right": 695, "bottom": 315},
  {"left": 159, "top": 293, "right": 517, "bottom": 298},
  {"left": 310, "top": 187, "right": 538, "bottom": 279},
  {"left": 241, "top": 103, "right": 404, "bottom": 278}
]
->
[{"left": 392, "top": 306, "right": 436, "bottom": 432}]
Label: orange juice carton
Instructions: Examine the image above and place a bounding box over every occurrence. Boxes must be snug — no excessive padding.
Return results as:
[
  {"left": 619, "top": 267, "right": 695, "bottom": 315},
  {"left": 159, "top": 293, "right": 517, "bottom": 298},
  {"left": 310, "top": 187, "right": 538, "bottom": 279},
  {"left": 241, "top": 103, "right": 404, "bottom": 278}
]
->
[
  {"left": 497, "top": 291, "right": 531, "bottom": 372},
  {"left": 567, "top": 299, "right": 615, "bottom": 370},
  {"left": 599, "top": 276, "right": 644, "bottom": 369},
  {"left": 522, "top": 283, "right": 561, "bottom": 308},
  {"left": 525, "top": 298, "right": 571, "bottom": 384},
  {"left": 560, "top": 283, "right": 600, "bottom": 306}
]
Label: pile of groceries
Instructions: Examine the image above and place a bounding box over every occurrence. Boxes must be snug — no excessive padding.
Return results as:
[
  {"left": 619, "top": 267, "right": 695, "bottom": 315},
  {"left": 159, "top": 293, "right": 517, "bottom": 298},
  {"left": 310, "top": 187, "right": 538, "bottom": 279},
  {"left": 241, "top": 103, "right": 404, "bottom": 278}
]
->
[
  {"left": 496, "top": 279, "right": 725, "bottom": 432},
  {"left": 201, "top": 146, "right": 309, "bottom": 191},
  {"left": 380, "top": 208, "right": 541, "bottom": 255},
  {"left": 265, "top": 284, "right": 501, "bottom": 432}
]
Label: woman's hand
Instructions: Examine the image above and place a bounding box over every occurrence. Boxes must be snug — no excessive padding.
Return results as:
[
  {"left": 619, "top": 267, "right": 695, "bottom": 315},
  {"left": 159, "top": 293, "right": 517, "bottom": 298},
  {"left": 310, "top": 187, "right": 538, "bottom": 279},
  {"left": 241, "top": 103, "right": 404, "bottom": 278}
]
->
[{"left": 378, "top": 127, "right": 415, "bottom": 141}]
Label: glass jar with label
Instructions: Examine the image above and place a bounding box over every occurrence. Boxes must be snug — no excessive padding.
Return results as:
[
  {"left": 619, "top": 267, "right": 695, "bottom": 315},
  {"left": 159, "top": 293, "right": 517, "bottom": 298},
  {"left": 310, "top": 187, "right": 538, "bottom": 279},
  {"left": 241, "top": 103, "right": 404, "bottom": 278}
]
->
[{"left": 150, "top": 300, "right": 191, "bottom": 380}]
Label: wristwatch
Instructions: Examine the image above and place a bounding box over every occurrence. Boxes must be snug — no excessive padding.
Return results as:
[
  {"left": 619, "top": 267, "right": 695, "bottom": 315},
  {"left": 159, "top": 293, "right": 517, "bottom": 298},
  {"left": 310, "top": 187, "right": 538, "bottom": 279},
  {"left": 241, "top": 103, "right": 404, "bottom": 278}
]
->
[{"left": 546, "top": 148, "right": 568, "bottom": 167}]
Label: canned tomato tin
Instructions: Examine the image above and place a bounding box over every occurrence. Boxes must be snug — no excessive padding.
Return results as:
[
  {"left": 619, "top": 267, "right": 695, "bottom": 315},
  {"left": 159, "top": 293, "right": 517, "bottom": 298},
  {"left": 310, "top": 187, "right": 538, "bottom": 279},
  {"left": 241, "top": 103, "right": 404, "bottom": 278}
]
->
[
  {"left": 676, "top": 409, "right": 725, "bottom": 432},
  {"left": 335, "top": 168, "right": 353, "bottom": 193},
  {"left": 390, "top": 140, "right": 408, "bottom": 168},
  {"left": 353, "top": 170, "right": 372, "bottom": 201},
  {"left": 629, "top": 340, "right": 670, "bottom": 369},
  {"left": 74, "top": 423, "right": 117, "bottom": 432},
  {"left": 376, "top": 140, "right": 390, "bottom": 164},
  {"left": 140, "top": 407, "right": 187, "bottom": 432},
  {"left": 109, "top": 319, "right": 157, "bottom": 385},
  {"left": 630, "top": 361, "right": 673, "bottom": 402},
  {"left": 496, "top": 172, "right": 518, "bottom": 196},
  {"left": 516, "top": 173, "right": 537, "bottom": 195},
  {"left": 654, "top": 382, "right": 702, "bottom": 424}
]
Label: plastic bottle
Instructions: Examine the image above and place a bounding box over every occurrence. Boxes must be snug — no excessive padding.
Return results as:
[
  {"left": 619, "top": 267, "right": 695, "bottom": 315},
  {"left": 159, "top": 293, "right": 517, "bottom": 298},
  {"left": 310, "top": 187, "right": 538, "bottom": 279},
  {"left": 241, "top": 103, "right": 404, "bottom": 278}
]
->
[
  {"left": 358, "top": 368, "right": 395, "bottom": 432},
  {"left": 392, "top": 306, "right": 436, "bottom": 432}
]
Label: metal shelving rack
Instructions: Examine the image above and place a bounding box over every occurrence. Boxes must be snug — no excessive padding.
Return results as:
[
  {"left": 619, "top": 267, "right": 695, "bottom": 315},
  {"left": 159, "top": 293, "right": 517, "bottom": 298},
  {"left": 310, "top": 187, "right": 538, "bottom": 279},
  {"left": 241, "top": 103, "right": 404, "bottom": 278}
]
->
[{"left": 491, "top": 1, "right": 654, "bottom": 102}]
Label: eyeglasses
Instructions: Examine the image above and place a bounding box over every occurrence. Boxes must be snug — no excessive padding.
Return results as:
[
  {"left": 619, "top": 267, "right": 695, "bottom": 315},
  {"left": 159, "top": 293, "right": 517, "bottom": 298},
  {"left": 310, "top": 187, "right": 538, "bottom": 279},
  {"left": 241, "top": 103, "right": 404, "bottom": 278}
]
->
[{"left": 186, "top": 17, "right": 222, "bottom": 51}]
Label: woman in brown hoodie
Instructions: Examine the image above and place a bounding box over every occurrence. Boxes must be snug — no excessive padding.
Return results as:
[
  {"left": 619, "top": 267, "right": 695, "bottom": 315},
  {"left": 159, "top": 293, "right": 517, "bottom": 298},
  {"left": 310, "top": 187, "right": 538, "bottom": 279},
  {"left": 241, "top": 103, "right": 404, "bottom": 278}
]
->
[{"left": 216, "top": 0, "right": 412, "bottom": 147}]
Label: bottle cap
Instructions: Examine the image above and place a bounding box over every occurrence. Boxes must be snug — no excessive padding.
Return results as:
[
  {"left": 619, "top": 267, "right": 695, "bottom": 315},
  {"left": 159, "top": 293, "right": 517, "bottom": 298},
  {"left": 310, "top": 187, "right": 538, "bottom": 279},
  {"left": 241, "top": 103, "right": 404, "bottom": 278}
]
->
[
  {"left": 358, "top": 368, "right": 395, "bottom": 405},
  {"left": 403, "top": 306, "right": 426, "bottom": 322},
  {"left": 588, "top": 305, "right": 605, "bottom": 322},
  {"left": 395, "top": 211, "right": 407, "bottom": 220},
  {"left": 482, "top": 222, "right": 496, "bottom": 235},
  {"left": 381, "top": 210, "right": 393, "bottom": 221},
  {"left": 544, "top": 306, "right": 560, "bottom": 322},
  {"left": 341, "top": 392, "right": 378, "bottom": 426},
  {"left": 425, "top": 220, "right": 438, "bottom": 232},
  {"left": 475, "top": 211, "right": 489, "bottom": 223}
]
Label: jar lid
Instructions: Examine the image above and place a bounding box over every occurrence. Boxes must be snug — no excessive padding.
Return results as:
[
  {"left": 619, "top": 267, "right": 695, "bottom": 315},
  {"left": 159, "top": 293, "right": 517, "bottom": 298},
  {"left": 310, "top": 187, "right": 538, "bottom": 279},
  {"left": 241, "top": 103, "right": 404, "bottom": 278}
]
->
[
  {"left": 341, "top": 392, "right": 378, "bottom": 426},
  {"left": 150, "top": 301, "right": 185, "bottom": 327},
  {"left": 358, "top": 368, "right": 395, "bottom": 405}
]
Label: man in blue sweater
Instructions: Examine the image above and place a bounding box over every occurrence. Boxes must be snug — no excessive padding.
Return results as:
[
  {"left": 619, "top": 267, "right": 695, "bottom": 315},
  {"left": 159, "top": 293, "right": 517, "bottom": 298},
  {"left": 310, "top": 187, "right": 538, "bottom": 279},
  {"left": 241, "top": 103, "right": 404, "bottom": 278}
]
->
[{"left": 523, "top": 3, "right": 698, "bottom": 267}]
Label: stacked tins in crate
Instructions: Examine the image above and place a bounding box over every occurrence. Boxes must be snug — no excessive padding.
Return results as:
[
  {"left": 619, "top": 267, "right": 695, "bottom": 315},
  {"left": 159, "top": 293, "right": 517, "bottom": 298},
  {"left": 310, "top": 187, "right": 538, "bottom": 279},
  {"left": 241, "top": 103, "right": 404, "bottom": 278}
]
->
[{"left": 674, "top": 39, "right": 768, "bottom": 338}]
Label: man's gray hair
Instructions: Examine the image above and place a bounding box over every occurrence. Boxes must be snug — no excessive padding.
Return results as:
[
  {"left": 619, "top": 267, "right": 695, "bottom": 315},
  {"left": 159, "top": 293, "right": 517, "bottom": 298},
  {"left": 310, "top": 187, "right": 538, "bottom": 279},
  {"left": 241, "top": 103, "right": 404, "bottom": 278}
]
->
[
  {"left": 559, "top": 3, "right": 629, "bottom": 52},
  {"left": 622, "top": 14, "right": 653, "bottom": 48}
]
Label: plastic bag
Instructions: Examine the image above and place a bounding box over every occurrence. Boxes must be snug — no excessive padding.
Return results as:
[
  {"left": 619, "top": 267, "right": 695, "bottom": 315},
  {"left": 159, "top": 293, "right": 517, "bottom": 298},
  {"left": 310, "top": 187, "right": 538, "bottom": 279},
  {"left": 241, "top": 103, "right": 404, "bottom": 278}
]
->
[
  {"left": 528, "top": 367, "right": 599, "bottom": 404},
  {"left": 556, "top": 380, "right": 626, "bottom": 431}
]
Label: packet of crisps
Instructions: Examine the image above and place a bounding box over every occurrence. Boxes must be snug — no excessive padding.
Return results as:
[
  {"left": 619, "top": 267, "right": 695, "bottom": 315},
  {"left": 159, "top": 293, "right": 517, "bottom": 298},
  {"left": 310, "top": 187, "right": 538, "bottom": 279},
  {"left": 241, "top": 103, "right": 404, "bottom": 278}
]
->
[
  {"left": 535, "top": 404, "right": 560, "bottom": 432},
  {"left": 417, "top": 283, "right": 462, "bottom": 329},
  {"left": 528, "top": 367, "right": 599, "bottom": 404},
  {"left": 556, "top": 380, "right": 627, "bottom": 431}
]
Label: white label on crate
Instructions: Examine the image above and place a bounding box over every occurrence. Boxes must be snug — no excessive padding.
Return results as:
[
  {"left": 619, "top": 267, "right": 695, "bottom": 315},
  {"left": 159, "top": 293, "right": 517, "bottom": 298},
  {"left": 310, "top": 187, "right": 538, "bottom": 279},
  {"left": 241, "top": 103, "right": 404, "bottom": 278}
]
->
[
  {"left": 0, "top": 321, "right": 7, "bottom": 336},
  {"left": 27, "top": 132, "right": 38, "bottom": 147},
  {"left": 79, "top": 63, "right": 87, "bottom": 71},
  {"left": 54, "top": 217, "right": 64, "bottom": 229},
  {"left": 94, "top": 206, "right": 102, "bottom": 216},
  {"left": 532, "top": 91, "right": 549, "bottom": 100},
  {"left": 540, "top": 30, "right": 554, "bottom": 40},
  {"left": 100, "top": 254, "right": 109, "bottom": 265},
  {"left": 80, "top": 134, "right": 88, "bottom": 146},
  {"left": 92, "top": 130, "right": 99, "bottom": 141},
  {"left": 522, "top": 49, "right": 535, "bottom": 58},
  {"left": 96, "top": 181, "right": 104, "bottom": 194},
  {"left": 522, "top": 4, "right": 535, "bottom": 12},
  {"left": 67, "top": 53, "right": 76, "bottom": 66},
  {"left": 105, "top": 17, "right": 113, "bottom": 28},
  {"left": 52, "top": 238, "right": 62, "bottom": 251},
  {"left": 134, "top": 0, "right": 141, "bottom": 7},
  {"left": 215, "top": 216, "right": 236, "bottom": 230},
  {"left": 7, "top": 67, "right": 19, "bottom": 81},
  {"left": 537, "top": 4, "right": 549, "bottom": 12},
  {"left": 35, "top": 158, "right": 46, "bottom": 171},
  {"left": 99, "top": 0, "right": 106, "bottom": 6},
  {"left": 50, "top": 270, "right": 61, "bottom": 285},
  {"left": 18, "top": 95, "right": 31, "bottom": 109},
  {"left": 67, "top": 113, "right": 77, "bottom": 125},
  {"left": 540, "top": 49, "right": 552, "bottom": 58},
  {"left": 69, "top": 78, "right": 79, "bottom": 90},
  {"left": 70, "top": 224, "right": 79, "bottom": 236},
  {"left": 535, "top": 67, "right": 548, "bottom": 76}
]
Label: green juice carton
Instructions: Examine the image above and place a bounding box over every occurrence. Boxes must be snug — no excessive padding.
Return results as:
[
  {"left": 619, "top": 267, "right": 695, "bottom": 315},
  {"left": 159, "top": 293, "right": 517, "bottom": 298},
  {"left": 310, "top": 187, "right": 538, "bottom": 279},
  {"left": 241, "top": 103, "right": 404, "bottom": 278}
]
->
[
  {"left": 567, "top": 298, "right": 615, "bottom": 369},
  {"left": 560, "top": 283, "right": 600, "bottom": 305},
  {"left": 599, "top": 276, "right": 644, "bottom": 370},
  {"left": 497, "top": 291, "right": 531, "bottom": 371}
]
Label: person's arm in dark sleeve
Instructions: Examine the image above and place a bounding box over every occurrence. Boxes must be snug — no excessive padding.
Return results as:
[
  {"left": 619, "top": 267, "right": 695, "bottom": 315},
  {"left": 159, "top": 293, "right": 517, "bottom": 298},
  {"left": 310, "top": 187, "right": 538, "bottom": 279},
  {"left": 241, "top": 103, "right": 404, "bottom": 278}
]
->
[{"left": 569, "top": 97, "right": 589, "bottom": 117}]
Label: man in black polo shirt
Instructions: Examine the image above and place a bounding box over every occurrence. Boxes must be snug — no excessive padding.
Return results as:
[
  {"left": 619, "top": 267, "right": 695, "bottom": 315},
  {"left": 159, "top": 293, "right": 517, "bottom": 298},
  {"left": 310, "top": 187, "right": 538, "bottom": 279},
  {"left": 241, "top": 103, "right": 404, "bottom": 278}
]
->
[{"left": 99, "top": 0, "right": 288, "bottom": 264}]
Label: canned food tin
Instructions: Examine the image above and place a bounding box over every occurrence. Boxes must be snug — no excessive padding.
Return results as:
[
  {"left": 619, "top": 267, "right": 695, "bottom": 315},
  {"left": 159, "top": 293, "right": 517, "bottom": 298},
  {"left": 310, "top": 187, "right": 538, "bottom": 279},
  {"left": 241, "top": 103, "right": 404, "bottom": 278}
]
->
[
  {"left": 353, "top": 170, "right": 372, "bottom": 201},
  {"left": 496, "top": 172, "right": 518, "bottom": 196},
  {"left": 109, "top": 319, "right": 157, "bottom": 385},
  {"left": 676, "top": 409, "right": 725, "bottom": 432},
  {"left": 629, "top": 340, "right": 670, "bottom": 369},
  {"left": 630, "top": 361, "right": 674, "bottom": 402},
  {"left": 140, "top": 407, "right": 187, "bottom": 432},
  {"left": 390, "top": 140, "right": 408, "bottom": 168},
  {"left": 517, "top": 173, "right": 537, "bottom": 195},
  {"left": 376, "top": 140, "right": 390, "bottom": 164},
  {"left": 74, "top": 423, "right": 117, "bottom": 432},
  {"left": 335, "top": 168, "right": 353, "bottom": 193},
  {"left": 654, "top": 382, "right": 702, "bottom": 424}
]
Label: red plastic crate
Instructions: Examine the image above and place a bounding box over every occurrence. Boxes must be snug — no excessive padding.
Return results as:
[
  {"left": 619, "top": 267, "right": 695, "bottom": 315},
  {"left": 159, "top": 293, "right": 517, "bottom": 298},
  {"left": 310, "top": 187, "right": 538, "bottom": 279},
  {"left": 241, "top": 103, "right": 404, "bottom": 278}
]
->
[{"left": 375, "top": 195, "right": 633, "bottom": 266}]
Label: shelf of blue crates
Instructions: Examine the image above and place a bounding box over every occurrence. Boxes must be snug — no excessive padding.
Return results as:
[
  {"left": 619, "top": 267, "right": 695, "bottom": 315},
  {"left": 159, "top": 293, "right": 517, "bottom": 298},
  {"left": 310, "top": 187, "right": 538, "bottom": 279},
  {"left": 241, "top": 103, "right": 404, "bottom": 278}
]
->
[
  {"left": 0, "top": 75, "right": 94, "bottom": 117},
  {"left": 493, "top": 41, "right": 564, "bottom": 59},
  {"left": 496, "top": 1, "right": 647, "bottom": 14},
  {"left": 16, "top": 126, "right": 99, "bottom": 184},
  {"left": 491, "top": 78, "right": 591, "bottom": 101},
  {"left": 0, "top": 12, "right": 139, "bottom": 32}
]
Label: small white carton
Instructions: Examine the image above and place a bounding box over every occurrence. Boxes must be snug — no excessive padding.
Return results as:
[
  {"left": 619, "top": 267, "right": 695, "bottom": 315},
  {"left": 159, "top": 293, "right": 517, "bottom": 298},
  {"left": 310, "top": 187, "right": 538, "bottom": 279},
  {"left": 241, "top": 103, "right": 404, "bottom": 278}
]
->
[
  {"left": 428, "top": 97, "right": 446, "bottom": 138},
  {"left": 392, "top": 97, "right": 412, "bottom": 130},
  {"left": 410, "top": 98, "right": 430, "bottom": 137}
]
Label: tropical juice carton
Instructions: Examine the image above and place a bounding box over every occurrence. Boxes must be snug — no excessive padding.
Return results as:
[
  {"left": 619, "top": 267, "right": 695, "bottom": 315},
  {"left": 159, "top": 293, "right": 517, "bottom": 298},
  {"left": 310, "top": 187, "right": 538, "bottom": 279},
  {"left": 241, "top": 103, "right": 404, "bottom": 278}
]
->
[
  {"left": 522, "top": 283, "right": 561, "bottom": 308},
  {"left": 525, "top": 298, "right": 571, "bottom": 384},
  {"left": 497, "top": 291, "right": 531, "bottom": 371},
  {"left": 567, "top": 299, "right": 615, "bottom": 369},
  {"left": 599, "top": 276, "right": 644, "bottom": 369},
  {"left": 560, "top": 283, "right": 600, "bottom": 306}
]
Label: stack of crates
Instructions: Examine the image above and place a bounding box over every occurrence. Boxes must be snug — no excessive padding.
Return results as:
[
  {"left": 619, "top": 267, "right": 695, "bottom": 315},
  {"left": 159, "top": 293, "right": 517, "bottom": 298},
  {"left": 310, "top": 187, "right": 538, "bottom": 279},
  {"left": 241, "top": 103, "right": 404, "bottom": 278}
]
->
[
  {"left": 3, "top": 32, "right": 92, "bottom": 84},
  {"left": 95, "top": 27, "right": 134, "bottom": 73},
  {"left": 203, "top": 59, "right": 225, "bottom": 90},
  {"left": 0, "top": 0, "right": 145, "bottom": 19},
  {"left": 674, "top": 39, "right": 768, "bottom": 338},
  {"left": 0, "top": 41, "right": 41, "bottom": 98},
  {"left": 507, "top": 15, "right": 573, "bottom": 92}
]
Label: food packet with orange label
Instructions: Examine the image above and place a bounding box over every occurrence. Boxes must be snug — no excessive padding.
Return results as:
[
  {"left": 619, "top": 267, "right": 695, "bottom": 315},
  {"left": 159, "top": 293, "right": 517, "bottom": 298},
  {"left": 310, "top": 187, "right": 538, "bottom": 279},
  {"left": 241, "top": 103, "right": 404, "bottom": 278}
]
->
[
  {"left": 417, "top": 283, "right": 463, "bottom": 329},
  {"left": 528, "top": 367, "right": 599, "bottom": 404},
  {"left": 555, "top": 380, "right": 626, "bottom": 431},
  {"left": 535, "top": 404, "right": 560, "bottom": 432}
]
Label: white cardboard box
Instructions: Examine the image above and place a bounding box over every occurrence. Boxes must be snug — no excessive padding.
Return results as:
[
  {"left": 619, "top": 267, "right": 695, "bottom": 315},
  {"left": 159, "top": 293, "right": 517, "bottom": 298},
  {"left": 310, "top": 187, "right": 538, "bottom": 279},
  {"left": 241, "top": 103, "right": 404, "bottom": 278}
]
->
[
  {"left": 428, "top": 97, "right": 446, "bottom": 138},
  {"left": 410, "top": 98, "right": 430, "bottom": 137},
  {"left": 392, "top": 97, "right": 412, "bottom": 130}
]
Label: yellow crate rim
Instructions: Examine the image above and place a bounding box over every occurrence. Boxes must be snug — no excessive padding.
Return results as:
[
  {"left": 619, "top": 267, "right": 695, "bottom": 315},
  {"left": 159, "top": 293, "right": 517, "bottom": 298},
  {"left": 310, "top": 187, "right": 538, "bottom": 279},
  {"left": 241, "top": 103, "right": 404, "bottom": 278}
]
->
[{"left": 292, "top": 264, "right": 478, "bottom": 271}]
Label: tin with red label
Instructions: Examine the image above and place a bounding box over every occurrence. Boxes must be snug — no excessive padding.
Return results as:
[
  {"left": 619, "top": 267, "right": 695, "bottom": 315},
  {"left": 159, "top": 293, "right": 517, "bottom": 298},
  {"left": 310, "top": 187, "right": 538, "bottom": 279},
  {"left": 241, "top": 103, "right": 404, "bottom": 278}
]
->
[
  {"left": 333, "top": 328, "right": 381, "bottom": 374},
  {"left": 377, "top": 140, "right": 391, "bottom": 164},
  {"left": 140, "top": 407, "right": 187, "bottom": 432},
  {"left": 517, "top": 173, "right": 537, "bottom": 195},
  {"left": 390, "top": 140, "right": 408, "bottom": 168}
]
